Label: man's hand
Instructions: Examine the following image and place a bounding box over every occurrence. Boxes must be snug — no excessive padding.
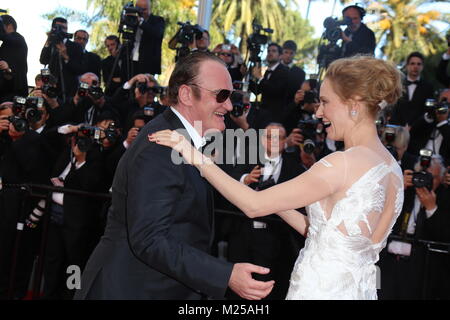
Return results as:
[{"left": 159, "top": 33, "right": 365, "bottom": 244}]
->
[
  {"left": 32, "top": 89, "right": 59, "bottom": 109},
  {"left": 300, "top": 147, "right": 316, "bottom": 169},
  {"left": 294, "top": 89, "right": 305, "bottom": 105},
  {"left": 0, "top": 117, "right": 10, "bottom": 132},
  {"left": 0, "top": 60, "right": 10, "bottom": 71},
  {"left": 244, "top": 166, "right": 261, "bottom": 185},
  {"left": 228, "top": 263, "right": 274, "bottom": 300},
  {"left": 127, "top": 74, "right": 150, "bottom": 87},
  {"left": 341, "top": 31, "right": 352, "bottom": 43},
  {"left": 403, "top": 170, "right": 414, "bottom": 189},
  {"left": 416, "top": 187, "right": 437, "bottom": 211},
  {"left": 126, "top": 127, "right": 140, "bottom": 146},
  {"left": 230, "top": 108, "right": 250, "bottom": 130},
  {"left": 252, "top": 65, "right": 262, "bottom": 81},
  {"left": 286, "top": 128, "right": 304, "bottom": 147},
  {"left": 445, "top": 167, "right": 450, "bottom": 187},
  {"left": 55, "top": 42, "right": 69, "bottom": 61}
]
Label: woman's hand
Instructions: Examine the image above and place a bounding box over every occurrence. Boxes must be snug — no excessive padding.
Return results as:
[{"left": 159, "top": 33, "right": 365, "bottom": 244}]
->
[{"left": 148, "top": 129, "right": 205, "bottom": 166}]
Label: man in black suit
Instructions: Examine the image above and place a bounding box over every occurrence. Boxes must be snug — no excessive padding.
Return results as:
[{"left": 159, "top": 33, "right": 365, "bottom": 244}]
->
[
  {"left": 0, "top": 15, "right": 28, "bottom": 97},
  {"left": 250, "top": 43, "right": 289, "bottom": 122},
  {"left": 436, "top": 33, "right": 450, "bottom": 88},
  {"left": 102, "top": 35, "right": 123, "bottom": 96},
  {"left": 281, "top": 40, "right": 306, "bottom": 104},
  {"left": 130, "top": 0, "right": 165, "bottom": 76},
  {"left": 40, "top": 17, "right": 83, "bottom": 101},
  {"left": 75, "top": 52, "right": 274, "bottom": 300},
  {"left": 226, "top": 123, "right": 305, "bottom": 300},
  {"left": 408, "top": 89, "right": 450, "bottom": 165},
  {"left": 74, "top": 30, "right": 101, "bottom": 81},
  {"left": 341, "top": 5, "right": 376, "bottom": 58},
  {"left": 390, "top": 52, "right": 434, "bottom": 127}
]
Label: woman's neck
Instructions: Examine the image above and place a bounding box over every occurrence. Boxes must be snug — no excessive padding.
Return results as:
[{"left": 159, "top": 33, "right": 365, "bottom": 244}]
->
[{"left": 343, "top": 118, "right": 379, "bottom": 150}]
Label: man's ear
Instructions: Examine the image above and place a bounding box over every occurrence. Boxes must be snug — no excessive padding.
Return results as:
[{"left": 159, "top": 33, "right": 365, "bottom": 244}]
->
[{"left": 178, "top": 84, "right": 193, "bottom": 106}]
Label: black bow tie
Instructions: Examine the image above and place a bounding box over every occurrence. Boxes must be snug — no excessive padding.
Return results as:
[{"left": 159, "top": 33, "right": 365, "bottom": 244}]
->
[{"left": 406, "top": 80, "right": 419, "bottom": 86}]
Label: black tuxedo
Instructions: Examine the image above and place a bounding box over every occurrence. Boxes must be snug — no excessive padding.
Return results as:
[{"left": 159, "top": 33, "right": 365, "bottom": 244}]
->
[
  {"left": 74, "top": 108, "right": 233, "bottom": 300},
  {"left": 250, "top": 63, "right": 290, "bottom": 122},
  {"left": 342, "top": 23, "right": 376, "bottom": 57},
  {"left": 101, "top": 55, "right": 123, "bottom": 96},
  {"left": 40, "top": 40, "right": 84, "bottom": 99},
  {"left": 408, "top": 117, "right": 450, "bottom": 164},
  {"left": 0, "top": 31, "right": 28, "bottom": 97},
  {"left": 81, "top": 51, "right": 102, "bottom": 80},
  {"left": 390, "top": 79, "right": 434, "bottom": 126},
  {"left": 436, "top": 55, "right": 449, "bottom": 88},
  {"left": 226, "top": 151, "right": 306, "bottom": 300},
  {"left": 285, "top": 65, "right": 306, "bottom": 104},
  {"left": 132, "top": 14, "right": 165, "bottom": 75}
]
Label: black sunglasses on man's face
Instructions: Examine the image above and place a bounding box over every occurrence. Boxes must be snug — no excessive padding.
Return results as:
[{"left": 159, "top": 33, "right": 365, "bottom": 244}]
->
[{"left": 190, "top": 84, "right": 235, "bottom": 103}]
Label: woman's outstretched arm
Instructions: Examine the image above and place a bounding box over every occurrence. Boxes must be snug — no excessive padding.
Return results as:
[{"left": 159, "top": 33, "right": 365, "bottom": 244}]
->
[
  {"left": 149, "top": 130, "right": 341, "bottom": 221},
  {"left": 276, "top": 210, "right": 309, "bottom": 237}
]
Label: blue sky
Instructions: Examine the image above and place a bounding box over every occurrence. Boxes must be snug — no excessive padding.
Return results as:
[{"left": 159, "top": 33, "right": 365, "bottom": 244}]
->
[{"left": 1, "top": 0, "right": 449, "bottom": 84}]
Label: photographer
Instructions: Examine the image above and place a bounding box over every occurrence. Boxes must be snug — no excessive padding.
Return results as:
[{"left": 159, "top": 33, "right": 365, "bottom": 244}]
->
[
  {"left": 436, "top": 32, "right": 450, "bottom": 88},
  {"left": 0, "top": 60, "right": 14, "bottom": 101},
  {"left": 39, "top": 17, "right": 84, "bottom": 99},
  {"left": 379, "top": 154, "right": 450, "bottom": 299},
  {"left": 281, "top": 40, "right": 306, "bottom": 104},
  {"left": 390, "top": 52, "right": 434, "bottom": 127},
  {"left": 213, "top": 43, "right": 246, "bottom": 82},
  {"left": 0, "top": 101, "right": 52, "bottom": 299},
  {"left": 111, "top": 73, "right": 165, "bottom": 131},
  {"left": 0, "top": 14, "right": 28, "bottom": 97},
  {"left": 407, "top": 89, "right": 450, "bottom": 165},
  {"left": 101, "top": 35, "right": 124, "bottom": 96},
  {"left": 69, "top": 72, "right": 116, "bottom": 126},
  {"left": 380, "top": 124, "right": 416, "bottom": 171},
  {"left": 42, "top": 123, "right": 104, "bottom": 299},
  {"left": 341, "top": 5, "right": 375, "bottom": 57},
  {"left": 227, "top": 123, "right": 305, "bottom": 300},
  {"left": 130, "top": 0, "right": 165, "bottom": 76},
  {"left": 74, "top": 30, "right": 101, "bottom": 80},
  {"left": 250, "top": 43, "right": 290, "bottom": 122}
]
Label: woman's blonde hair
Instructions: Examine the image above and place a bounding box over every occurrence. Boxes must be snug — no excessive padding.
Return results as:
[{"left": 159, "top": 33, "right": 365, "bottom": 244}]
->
[{"left": 325, "top": 55, "right": 402, "bottom": 118}]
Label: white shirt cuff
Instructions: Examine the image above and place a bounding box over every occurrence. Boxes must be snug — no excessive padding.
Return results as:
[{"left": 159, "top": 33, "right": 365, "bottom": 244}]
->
[
  {"left": 240, "top": 174, "right": 249, "bottom": 184},
  {"left": 123, "top": 81, "right": 132, "bottom": 90},
  {"left": 436, "top": 120, "right": 448, "bottom": 128},
  {"left": 426, "top": 206, "right": 437, "bottom": 218},
  {"left": 58, "top": 125, "right": 72, "bottom": 134},
  {"left": 123, "top": 140, "right": 130, "bottom": 149},
  {"left": 443, "top": 52, "right": 450, "bottom": 60}
]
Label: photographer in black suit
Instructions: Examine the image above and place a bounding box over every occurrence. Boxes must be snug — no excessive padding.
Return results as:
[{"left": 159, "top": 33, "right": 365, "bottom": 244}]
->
[
  {"left": 130, "top": 0, "right": 165, "bottom": 76},
  {"left": 40, "top": 17, "right": 83, "bottom": 100},
  {"left": 74, "top": 30, "right": 101, "bottom": 80},
  {"left": 390, "top": 52, "right": 434, "bottom": 126},
  {"left": 281, "top": 40, "right": 306, "bottom": 104},
  {"left": 436, "top": 32, "right": 450, "bottom": 88},
  {"left": 341, "top": 5, "right": 376, "bottom": 57},
  {"left": 101, "top": 35, "right": 124, "bottom": 96},
  {"left": 250, "top": 43, "right": 289, "bottom": 122},
  {"left": 0, "top": 14, "right": 28, "bottom": 97}
]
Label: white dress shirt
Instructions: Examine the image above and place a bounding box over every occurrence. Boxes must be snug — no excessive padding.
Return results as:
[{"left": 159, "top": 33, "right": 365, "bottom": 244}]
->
[
  {"left": 170, "top": 107, "right": 206, "bottom": 150},
  {"left": 406, "top": 76, "right": 420, "bottom": 101}
]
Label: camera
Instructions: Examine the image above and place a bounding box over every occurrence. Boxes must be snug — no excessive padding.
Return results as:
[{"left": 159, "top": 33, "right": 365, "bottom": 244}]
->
[
  {"left": 383, "top": 124, "right": 399, "bottom": 160},
  {"left": 7, "top": 115, "right": 28, "bottom": 132},
  {"left": 77, "top": 81, "right": 104, "bottom": 100},
  {"left": 40, "top": 69, "right": 58, "bottom": 98},
  {"left": 118, "top": 2, "right": 144, "bottom": 40},
  {"left": 77, "top": 125, "right": 102, "bottom": 152},
  {"left": 104, "top": 122, "right": 118, "bottom": 145},
  {"left": 78, "top": 82, "right": 90, "bottom": 97},
  {"left": 176, "top": 21, "right": 205, "bottom": 46},
  {"left": 297, "top": 119, "right": 322, "bottom": 154},
  {"left": 425, "top": 98, "right": 449, "bottom": 119},
  {"left": 412, "top": 149, "right": 433, "bottom": 190},
  {"left": 48, "top": 24, "right": 73, "bottom": 46},
  {"left": 137, "top": 82, "right": 167, "bottom": 95},
  {"left": 230, "top": 81, "right": 250, "bottom": 118},
  {"left": 322, "top": 16, "right": 352, "bottom": 43},
  {"left": 256, "top": 175, "right": 276, "bottom": 191},
  {"left": 317, "top": 16, "right": 351, "bottom": 69},
  {"left": 247, "top": 20, "right": 273, "bottom": 63},
  {"left": 13, "top": 96, "right": 44, "bottom": 124}
]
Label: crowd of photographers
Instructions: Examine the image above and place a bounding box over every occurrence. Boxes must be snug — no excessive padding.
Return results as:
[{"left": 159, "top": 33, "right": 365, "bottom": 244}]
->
[{"left": 1, "top": 1, "right": 450, "bottom": 300}]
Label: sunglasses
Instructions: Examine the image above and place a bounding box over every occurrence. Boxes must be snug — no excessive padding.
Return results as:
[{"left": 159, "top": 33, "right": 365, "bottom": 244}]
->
[{"left": 190, "top": 84, "right": 235, "bottom": 103}]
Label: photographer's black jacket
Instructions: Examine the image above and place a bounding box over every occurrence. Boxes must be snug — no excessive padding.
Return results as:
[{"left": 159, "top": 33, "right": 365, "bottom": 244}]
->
[
  {"left": 101, "top": 55, "right": 124, "bottom": 96},
  {"left": 132, "top": 14, "right": 165, "bottom": 75},
  {"left": 81, "top": 51, "right": 102, "bottom": 81},
  {"left": 436, "top": 56, "right": 449, "bottom": 88},
  {"left": 342, "top": 23, "right": 376, "bottom": 57},
  {"left": 39, "top": 40, "right": 84, "bottom": 98},
  {"left": 0, "top": 31, "right": 28, "bottom": 97}
]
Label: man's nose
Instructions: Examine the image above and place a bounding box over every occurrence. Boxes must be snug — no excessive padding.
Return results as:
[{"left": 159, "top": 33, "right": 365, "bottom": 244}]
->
[{"left": 224, "top": 98, "right": 233, "bottom": 111}]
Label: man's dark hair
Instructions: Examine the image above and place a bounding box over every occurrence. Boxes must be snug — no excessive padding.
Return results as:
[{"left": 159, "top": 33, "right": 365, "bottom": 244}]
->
[
  {"left": 35, "top": 73, "right": 58, "bottom": 86},
  {"left": 51, "top": 17, "right": 68, "bottom": 28},
  {"left": 406, "top": 51, "right": 425, "bottom": 64},
  {"left": 167, "top": 51, "right": 225, "bottom": 106},
  {"left": 342, "top": 5, "right": 366, "bottom": 19},
  {"left": 1, "top": 15, "right": 17, "bottom": 31},
  {"left": 75, "top": 29, "right": 89, "bottom": 38},
  {"left": 105, "top": 35, "right": 120, "bottom": 46},
  {"left": 268, "top": 43, "right": 283, "bottom": 55},
  {"left": 282, "top": 40, "right": 297, "bottom": 52}
]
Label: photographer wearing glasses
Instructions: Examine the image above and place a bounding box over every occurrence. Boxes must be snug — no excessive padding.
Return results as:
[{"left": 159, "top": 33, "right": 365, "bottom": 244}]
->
[
  {"left": 39, "top": 17, "right": 84, "bottom": 100},
  {"left": 341, "top": 5, "right": 376, "bottom": 58},
  {"left": 0, "top": 14, "right": 28, "bottom": 98},
  {"left": 213, "top": 43, "right": 246, "bottom": 82},
  {"left": 74, "top": 30, "right": 101, "bottom": 81}
]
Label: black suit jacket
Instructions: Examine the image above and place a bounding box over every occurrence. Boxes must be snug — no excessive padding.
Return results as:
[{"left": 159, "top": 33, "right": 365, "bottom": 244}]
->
[
  {"left": 250, "top": 63, "right": 290, "bottom": 122},
  {"left": 0, "top": 31, "right": 28, "bottom": 96},
  {"left": 342, "top": 23, "right": 376, "bottom": 57},
  {"left": 81, "top": 51, "right": 102, "bottom": 80},
  {"left": 40, "top": 40, "right": 84, "bottom": 98},
  {"left": 285, "top": 65, "right": 305, "bottom": 104},
  {"left": 101, "top": 55, "right": 123, "bottom": 96},
  {"left": 436, "top": 55, "right": 449, "bottom": 88},
  {"left": 133, "top": 15, "right": 165, "bottom": 75},
  {"left": 75, "top": 108, "right": 233, "bottom": 300},
  {"left": 390, "top": 79, "right": 434, "bottom": 127}
]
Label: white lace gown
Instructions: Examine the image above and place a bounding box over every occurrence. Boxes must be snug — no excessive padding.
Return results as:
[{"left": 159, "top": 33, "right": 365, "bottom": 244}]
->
[{"left": 286, "top": 146, "right": 404, "bottom": 300}]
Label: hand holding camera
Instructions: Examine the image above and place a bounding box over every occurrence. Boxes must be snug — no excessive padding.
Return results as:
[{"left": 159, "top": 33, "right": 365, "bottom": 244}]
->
[
  {"left": 415, "top": 187, "right": 437, "bottom": 211},
  {"left": 403, "top": 169, "right": 414, "bottom": 188},
  {"left": 0, "top": 115, "right": 10, "bottom": 133},
  {"left": 244, "top": 165, "right": 262, "bottom": 185},
  {"left": 286, "top": 128, "right": 304, "bottom": 147}
]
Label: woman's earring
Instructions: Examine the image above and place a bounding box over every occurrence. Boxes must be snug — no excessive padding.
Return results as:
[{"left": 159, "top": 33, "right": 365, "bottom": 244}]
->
[{"left": 351, "top": 110, "right": 357, "bottom": 117}]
